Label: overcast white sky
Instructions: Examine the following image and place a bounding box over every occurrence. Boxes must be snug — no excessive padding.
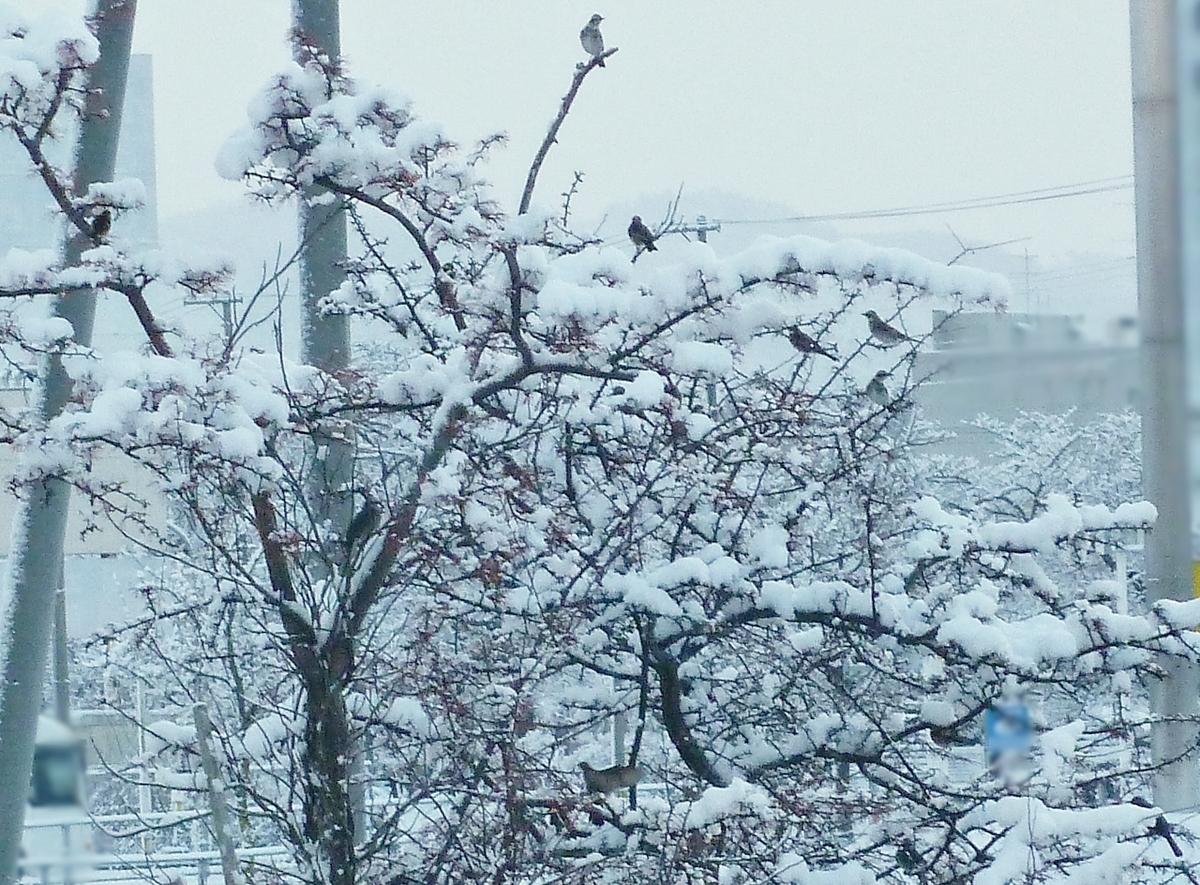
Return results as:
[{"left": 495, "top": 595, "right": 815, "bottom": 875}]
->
[{"left": 31, "top": 2, "right": 1136, "bottom": 260}]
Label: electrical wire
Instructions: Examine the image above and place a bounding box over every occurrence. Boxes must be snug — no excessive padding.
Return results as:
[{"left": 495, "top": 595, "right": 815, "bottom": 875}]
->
[
  {"left": 716, "top": 176, "right": 1134, "bottom": 226},
  {"left": 1031, "top": 257, "right": 1136, "bottom": 283}
]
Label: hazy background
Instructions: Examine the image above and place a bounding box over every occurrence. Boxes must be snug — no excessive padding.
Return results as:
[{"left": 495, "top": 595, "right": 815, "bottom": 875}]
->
[{"left": 24, "top": 2, "right": 1138, "bottom": 322}]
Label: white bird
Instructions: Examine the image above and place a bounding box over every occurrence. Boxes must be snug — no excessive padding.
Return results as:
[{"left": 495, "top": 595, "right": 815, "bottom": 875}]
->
[
  {"left": 580, "top": 14, "right": 606, "bottom": 66},
  {"left": 865, "top": 370, "right": 892, "bottom": 407}
]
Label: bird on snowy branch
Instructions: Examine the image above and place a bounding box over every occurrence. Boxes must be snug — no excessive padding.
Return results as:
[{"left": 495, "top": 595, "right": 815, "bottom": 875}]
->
[
  {"left": 579, "top": 14, "right": 606, "bottom": 67},
  {"left": 628, "top": 215, "right": 658, "bottom": 255},
  {"left": 863, "top": 310, "right": 916, "bottom": 347}
]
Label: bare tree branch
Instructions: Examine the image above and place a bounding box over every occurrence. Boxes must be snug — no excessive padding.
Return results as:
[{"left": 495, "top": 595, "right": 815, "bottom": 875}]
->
[{"left": 518, "top": 48, "right": 617, "bottom": 216}]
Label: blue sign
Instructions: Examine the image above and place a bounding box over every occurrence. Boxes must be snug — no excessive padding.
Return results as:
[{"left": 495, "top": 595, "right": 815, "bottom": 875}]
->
[{"left": 984, "top": 704, "right": 1032, "bottom": 754}]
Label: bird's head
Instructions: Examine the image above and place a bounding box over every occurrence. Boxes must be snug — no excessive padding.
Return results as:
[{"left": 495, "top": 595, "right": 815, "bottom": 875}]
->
[
  {"left": 631, "top": 215, "right": 642, "bottom": 224},
  {"left": 873, "top": 370, "right": 892, "bottom": 381},
  {"left": 589, "top": 14, "right": 603, "bottom": 24},
  {"left": 863, "top": 310, "right": 879, "bottom": 320}
]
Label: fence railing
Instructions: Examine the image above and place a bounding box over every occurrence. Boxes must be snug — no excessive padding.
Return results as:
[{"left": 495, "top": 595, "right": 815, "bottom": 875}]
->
[{"left": 20, "top": 815, "right": 289, "bottom": 885}]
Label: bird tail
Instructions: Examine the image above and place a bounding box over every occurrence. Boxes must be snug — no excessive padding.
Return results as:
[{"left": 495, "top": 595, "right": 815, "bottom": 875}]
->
[{"left": 645, "top": 241, "right": 657, "bottom": 251}]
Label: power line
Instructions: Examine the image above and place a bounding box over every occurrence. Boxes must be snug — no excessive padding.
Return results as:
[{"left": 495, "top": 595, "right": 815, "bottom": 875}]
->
[
  {"left": 718, "top": 176, "right": 1134, "bottom": 226},
  {"left": 1031, "top": 256, "right": 1136, "bottom": 282}
]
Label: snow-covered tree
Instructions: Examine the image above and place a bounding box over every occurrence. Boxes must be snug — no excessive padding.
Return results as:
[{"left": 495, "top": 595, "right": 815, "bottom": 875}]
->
[{"left": 4, "top": 11, "right": 1200, "bottom": 885}]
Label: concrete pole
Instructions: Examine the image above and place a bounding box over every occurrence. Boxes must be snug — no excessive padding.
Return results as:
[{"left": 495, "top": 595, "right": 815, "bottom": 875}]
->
[
  {"left": 1129, "top": 0, "right": 1199, "bottom": 812},
  {"left": 292, "top": 0, "right": 364, "bottom": 838},
  {"left": 294, "top": 0, "right": 350, "bottom": 376},
  {"left": 0, "top": 2, "right": 137, "bottom": 881},
  {"left": 293, "top": 0, "right": 353, "bottom": 526}
]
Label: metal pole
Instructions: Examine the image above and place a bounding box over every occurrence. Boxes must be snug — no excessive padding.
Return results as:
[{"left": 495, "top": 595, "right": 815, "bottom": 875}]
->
[
  {"left": 612, "top": 677, "right": 626, "bottom": 764},
  {"left": 1130, "top": 0, "right": 1199, "bottom": 812},
  {"left": 52, "top": 589, "right": 69, "bottom": 725},
  {"left": 193, "top": 704, "right": 242, "bottom": 885},
  {"left": 686, "top": 216, "right": 721, "bottom": 409},
  {"left": 0, "top": 4, "right": 137, "bottom": 881},
  {"left": 136, "top": 685, "right": 151, "bottom": 854},
  {"left": 1024, "top": 248, "right": 1031, "bottom": 313}
]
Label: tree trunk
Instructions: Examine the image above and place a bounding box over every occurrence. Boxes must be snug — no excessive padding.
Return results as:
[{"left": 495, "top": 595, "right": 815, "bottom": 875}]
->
[{"left": 301, "top": 655, "right": 355, "bottom": 885}]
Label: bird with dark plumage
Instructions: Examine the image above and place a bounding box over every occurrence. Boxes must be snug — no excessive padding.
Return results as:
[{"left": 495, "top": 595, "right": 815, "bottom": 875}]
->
[
  {"left": 787, "top": 327, "right": 835, "bottom": 360},
  {"left": 580, "top": 761, "right": 641, "bottom": 794},
  {"left": 1150, "top": 814, "right": 1184, "bottom": 858},
  {"left": 90, "top": 209, "right": 111, "bottom": 242},
  {"left": 628, "top": 216, "right": 657, "bottom": 253},
  {"left": 895, "top": 840, "right": 923, "bottom": 872},
  {"left": 865, "top": 370, "right": 892, "bottom": 407},
  {"left": 863, "top": 310, "right": 914, "bottom": 347},
  {"left": 344, "top": 496, "right": 381, "bottom": 561},
  {"left": 580, "top": 14, "right": 606, "bottom": 66}
]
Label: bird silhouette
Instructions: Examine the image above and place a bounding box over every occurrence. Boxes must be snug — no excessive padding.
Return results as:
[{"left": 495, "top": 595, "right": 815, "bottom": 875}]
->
[
  {"left": 628, "top": 216, "right": 657, "bottom": 253},
  {"left": 580, "top": 761, "right": 641, "bottom": 794},
  {"left": 1150, "top": 814, "right": 1184, "bottom": 857},
  {"left": 787, "top": 327, "right": 835, "bottom": 360},
  {"left": 895, "top": 840, "right": 923, "bottom": 872},
  {"left": 579, "top": 14, "right": 606, "bottom": 66},
  {"left": 865, "top": 370, "right": 892, "bottom": 407},
  {"left": 863, "top": 310, "right": 915, "bottom": 346},
  {"left": 344, "top": 496, "right": 381, "bottom": 560},
  {"left": 90, "top": 209, "right": 111, "bottom": 242}
]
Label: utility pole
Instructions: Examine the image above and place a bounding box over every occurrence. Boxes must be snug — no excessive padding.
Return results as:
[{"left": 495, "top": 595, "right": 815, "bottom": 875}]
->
[
  {"left": 295, "top": 0, "right": 350, "bottom": 374},
  {"left": 293, "top": 0, "right": 353, "bottom": 528},
  {"left": 673, "top": 215, "right": 722, "bottom": 244},
  {"left": 0, "top": 3, "right": 137, "bottom": 882},
  {"left": 670, "top": 216, "right": 723, "bottom": 408},
  {"left": 292, "top": 0, "right": 365, "bottom": 839},
  {"left": 53, "top": 589, "right": 70, "bottom": 725},
  {"left": 1129, "top": 0, "right": 1199, "bottom": 812},
  {"left": 184, "top": 292, "right": 241, "bottom": 342},
  {"left": 1024, "top": 248, "right": 1031, "bottom": 313},
  {"left": 194, "top": 704, "right": 243, "bottom": 885}
]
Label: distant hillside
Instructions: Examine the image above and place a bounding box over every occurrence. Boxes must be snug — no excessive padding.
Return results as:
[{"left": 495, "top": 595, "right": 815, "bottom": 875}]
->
[{"left": 157, "top": 192, "right": 1136, "bottom": 351}]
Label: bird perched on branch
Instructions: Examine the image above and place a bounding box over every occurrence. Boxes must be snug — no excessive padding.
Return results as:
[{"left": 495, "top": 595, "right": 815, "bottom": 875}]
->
[
  {"left": 343, "top": 495, "right": 381, "bottom": 561},
  {"left": 580, "top": 14, "right": 606, "bottom": 66},
  {"left": 1150, "top": 814, "right": 1184, "bottom": 857},
  {"left": 628, "top": 216, "right": 657, "bottom": 254},
  {"left": 895, "top": 839, "right": 923, "bottom": 872},
  {"left": 90, "top": 209, "right": 111, "bottom": 242},
  {"left": 865, "top": 370, "right": 892, "bottom": 407},
  {"left": 580, "top": 761, "right": 641, "bottom": 794},
  {"left": 787, "top": 327, "right": 835, "bottom": 360},
  {"left": 863, "top": 310, "right": 915, "bottom": 346}
]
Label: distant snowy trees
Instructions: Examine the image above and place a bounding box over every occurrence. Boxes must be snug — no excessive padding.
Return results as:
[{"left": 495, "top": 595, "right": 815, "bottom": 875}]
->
[{"left": 2, "top": 8, "right": 1198, "bottom": 885}]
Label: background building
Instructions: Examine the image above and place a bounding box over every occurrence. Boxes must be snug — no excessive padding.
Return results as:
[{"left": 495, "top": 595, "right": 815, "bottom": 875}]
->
[
  {"left": 915, "top": 309, "right": 1139, "bottom": 458},
  {"left": 0, "top": 55, "right": 162, "bottom": 644}
]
